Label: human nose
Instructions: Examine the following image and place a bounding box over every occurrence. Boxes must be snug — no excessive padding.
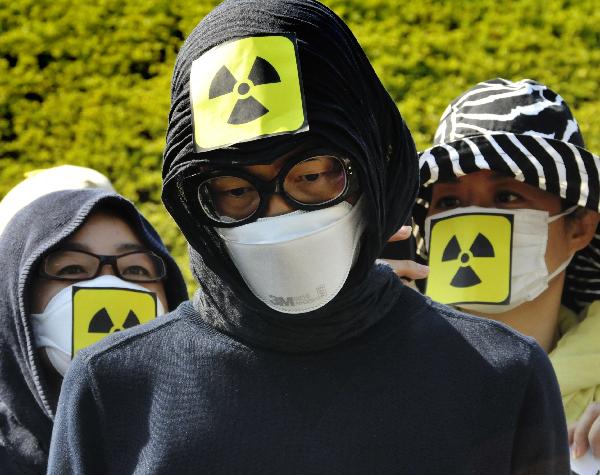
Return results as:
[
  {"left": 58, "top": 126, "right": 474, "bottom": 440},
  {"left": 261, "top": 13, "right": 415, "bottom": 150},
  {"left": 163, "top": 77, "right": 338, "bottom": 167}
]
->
[
  {"left": 264, "top": 194, "right": 296, "bottom": 217},
  {"left": 97, "top": 261, "right": 118, "bottom": 277}
]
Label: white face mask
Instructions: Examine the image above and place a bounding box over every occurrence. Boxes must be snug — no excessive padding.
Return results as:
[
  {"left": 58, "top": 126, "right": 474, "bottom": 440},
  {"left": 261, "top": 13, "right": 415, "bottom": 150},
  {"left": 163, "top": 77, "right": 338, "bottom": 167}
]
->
[
  {"left": 424, "top": 205, "right": 576, "bottom": 314},
  {"left": 31, "top": 275, "right": 165, "bottom": 376},
  {"left": 217, "top": 198, "right": 366, "bottom": 314}
]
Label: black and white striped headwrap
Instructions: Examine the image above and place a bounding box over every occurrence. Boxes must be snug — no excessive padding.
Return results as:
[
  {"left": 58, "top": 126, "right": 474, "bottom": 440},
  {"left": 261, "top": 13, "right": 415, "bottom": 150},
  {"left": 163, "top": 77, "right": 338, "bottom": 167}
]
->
[{"left": 414, "top": 78, "right": 600, "bottom": 312}]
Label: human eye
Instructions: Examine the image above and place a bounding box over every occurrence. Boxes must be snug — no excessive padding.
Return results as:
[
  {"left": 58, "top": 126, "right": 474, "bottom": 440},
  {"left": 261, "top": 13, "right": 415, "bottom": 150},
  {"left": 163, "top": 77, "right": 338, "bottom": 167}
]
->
[
  {"left": 56, "top": 264, "right": 88, "bottom": 277},
  {"left": 284, "top": 156, "right": 347, "bottom": 205},
  {"left": 293, "top": 171, "right": 334, "bottom": 187},
  {"left": 223, "top": 186, "right": 254, "bottom": 198},
  {"left": 121, "top": 265, "right": 152, "bottom": 277},
  {"left": 495, "top": 190, "right": 523, "bottom": 206},
  {"left": 431, "top": 196, "right": 461, "bottom": 210},
  {"left": 291, "top": 158, "right": 342, "bottom": 184},
  {"left": 118, "top": 253, "right": 159, "bottom": 281},
  {"left": 293, "top": 168, "right": 327, "bottom": 183},
  {"left": 44, "top": 250, "right": 96, "bottom": 279},
  {"left": 209, "top": 178, "right": 255, "bottom": 199},
  {"left": 299, "top": 172, "right": 321, "bottom": 182}
]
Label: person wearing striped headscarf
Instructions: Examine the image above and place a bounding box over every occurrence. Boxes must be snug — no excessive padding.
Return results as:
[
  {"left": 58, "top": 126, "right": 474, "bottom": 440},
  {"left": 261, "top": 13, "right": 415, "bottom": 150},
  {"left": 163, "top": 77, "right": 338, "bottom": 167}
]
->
[{"left": 413, "top": 78, "right": 600, "bottom": 462}]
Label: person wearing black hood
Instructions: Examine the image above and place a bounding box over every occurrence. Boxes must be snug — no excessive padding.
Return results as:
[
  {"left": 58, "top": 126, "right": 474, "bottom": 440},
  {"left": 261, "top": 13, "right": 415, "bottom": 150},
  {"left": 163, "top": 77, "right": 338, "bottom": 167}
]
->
[
  {"left": 48, "top": 1, "right": 569, "bottom": 473},
  {"left": 0, "top": 188, "right": 188, "bottom": 474}
]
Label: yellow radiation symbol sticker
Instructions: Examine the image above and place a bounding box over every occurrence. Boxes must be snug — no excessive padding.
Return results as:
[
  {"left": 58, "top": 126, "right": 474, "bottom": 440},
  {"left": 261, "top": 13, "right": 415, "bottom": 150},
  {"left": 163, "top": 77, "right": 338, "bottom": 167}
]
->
[
  {"left": 426, "top": 213, "right": 513, "bottom": 305},
  {"left": 190, "top": 35, "right": 308, "bottom": 151},
  {"left": 72, "top": 287, "right": 157, "bottom": 356}
]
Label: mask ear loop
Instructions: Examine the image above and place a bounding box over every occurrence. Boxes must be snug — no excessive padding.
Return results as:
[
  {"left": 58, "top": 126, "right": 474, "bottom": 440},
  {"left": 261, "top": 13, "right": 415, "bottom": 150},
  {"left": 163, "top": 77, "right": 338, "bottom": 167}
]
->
[
  {"left": 546, "top": 206, "right": 579, "bottom": 282},
  {"left": 547, "top": 253, "right": 574, "bottom": 282},
  {"left": 548, "top": 205, "right": 579, "bottom": 223}
]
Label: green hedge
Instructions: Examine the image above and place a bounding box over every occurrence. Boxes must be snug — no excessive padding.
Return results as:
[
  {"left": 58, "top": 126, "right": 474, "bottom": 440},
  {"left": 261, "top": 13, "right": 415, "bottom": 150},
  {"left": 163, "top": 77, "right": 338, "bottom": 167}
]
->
[{"left": 1, "top": 0, "right": 598, "bottom": 292}]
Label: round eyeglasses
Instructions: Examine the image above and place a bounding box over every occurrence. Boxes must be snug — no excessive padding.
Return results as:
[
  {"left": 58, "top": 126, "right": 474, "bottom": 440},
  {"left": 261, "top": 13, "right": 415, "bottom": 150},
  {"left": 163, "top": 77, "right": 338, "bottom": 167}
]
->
[
  {"left": 182, "top": 151, "right": 358, "bottom": 227},
  {"left": 39, "top": 250, "right": 167, "bottom": 283}
]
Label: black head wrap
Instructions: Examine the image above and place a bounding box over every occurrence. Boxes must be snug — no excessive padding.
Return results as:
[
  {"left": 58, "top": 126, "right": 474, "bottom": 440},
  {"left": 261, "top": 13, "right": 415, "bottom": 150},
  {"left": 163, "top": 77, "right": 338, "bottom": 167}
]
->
[
  {"left": 0, "top": 189, "right": 188, "bottom": 474},
  {"left": 162, "top": 0, "right": 418, "bottom": 352}
]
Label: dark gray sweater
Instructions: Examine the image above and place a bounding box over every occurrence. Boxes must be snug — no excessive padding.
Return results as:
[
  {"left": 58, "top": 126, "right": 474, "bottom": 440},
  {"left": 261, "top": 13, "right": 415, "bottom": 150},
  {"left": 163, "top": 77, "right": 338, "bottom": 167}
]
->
[{"left": 48, "top": 287, "right": 569, "bottom": 474}]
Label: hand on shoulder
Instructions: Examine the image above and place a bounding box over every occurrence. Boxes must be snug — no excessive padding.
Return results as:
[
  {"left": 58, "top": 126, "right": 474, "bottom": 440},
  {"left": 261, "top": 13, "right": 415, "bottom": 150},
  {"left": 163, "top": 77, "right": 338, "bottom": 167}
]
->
[
  {"left": 570, "top": 401, "right": 600, "bottom": 458},
  {"left": 380, "top": 226, "right": 429, "bottom": 283}
]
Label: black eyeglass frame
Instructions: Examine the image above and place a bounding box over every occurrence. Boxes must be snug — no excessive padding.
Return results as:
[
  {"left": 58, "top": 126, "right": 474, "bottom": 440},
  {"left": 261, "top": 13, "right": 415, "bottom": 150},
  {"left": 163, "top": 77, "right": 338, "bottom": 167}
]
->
[
  {"left": 180, "top": 149, "right": 359, "bottom": 228},
  {"left": 38, "top": 249, "right": 167, "bottom": 283}
]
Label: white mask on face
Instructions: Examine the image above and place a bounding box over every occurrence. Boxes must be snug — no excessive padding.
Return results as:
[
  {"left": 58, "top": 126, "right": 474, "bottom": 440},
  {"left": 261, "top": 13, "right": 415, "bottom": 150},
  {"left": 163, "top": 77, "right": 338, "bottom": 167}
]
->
[
  {"left": 31, "top": 275, "right": 165, "bottom": 376},
  {"left": 424, "top": 205, "right": 577, "bottom": 314},
  {"left": 217, "top": 198, "right": 366, "bottom": 314}
]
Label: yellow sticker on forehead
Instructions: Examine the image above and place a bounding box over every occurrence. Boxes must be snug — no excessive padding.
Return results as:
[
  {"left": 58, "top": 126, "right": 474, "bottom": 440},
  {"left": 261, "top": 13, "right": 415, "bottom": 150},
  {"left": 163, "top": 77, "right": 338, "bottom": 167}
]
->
[
  {"left": 426, "top": 213, "right": 513, "bottom": 305},
  {"left": 190, "top": 35, "right": 308, "bottom": 151},
  {"left": 72, "top": 287, "right": 157, "bottom": 356}
]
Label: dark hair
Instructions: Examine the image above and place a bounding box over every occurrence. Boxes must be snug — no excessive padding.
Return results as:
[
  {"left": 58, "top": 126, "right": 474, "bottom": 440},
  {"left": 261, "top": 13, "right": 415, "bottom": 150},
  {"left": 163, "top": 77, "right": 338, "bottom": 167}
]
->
[{"left": 561, "top": 199, "right": 578, "bottom": 211}]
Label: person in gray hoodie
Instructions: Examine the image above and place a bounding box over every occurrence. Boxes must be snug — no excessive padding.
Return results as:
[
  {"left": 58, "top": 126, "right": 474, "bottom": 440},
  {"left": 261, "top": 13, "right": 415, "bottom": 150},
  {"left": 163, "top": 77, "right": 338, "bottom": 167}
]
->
[{"left": 0, "top": 188, "right": 187, "bottom": 474}]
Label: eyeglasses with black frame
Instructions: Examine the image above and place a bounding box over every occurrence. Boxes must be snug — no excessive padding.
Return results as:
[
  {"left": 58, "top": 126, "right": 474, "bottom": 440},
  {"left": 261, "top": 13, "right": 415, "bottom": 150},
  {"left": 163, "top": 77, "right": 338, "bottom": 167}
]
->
[
  {"left": 39, "top": 250, "right": 167, "bottom": 283},
  {"left": 181, "top": 149, "right": 358, "bottom": 227}
]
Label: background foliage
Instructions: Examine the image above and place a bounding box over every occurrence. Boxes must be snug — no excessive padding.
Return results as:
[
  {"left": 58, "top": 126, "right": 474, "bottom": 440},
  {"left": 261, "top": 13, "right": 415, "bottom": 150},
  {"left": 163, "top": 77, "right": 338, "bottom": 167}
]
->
[{"left": 1, "top": 0, "right": 598, "bottom": 292}]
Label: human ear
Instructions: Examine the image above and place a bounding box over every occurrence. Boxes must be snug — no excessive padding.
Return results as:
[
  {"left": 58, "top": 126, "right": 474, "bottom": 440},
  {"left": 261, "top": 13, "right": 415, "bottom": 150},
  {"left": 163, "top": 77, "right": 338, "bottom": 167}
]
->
[{"left": 566, "top": 209, "right": 600, "bottom": 254}]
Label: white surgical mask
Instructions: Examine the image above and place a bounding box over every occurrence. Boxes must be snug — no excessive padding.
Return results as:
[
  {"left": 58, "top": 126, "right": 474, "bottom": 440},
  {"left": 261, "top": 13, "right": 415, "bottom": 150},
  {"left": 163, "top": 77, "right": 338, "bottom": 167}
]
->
[
  {"left": 217, "top": 198, "right": 366, "bottom": 314},
  {"left": 424, "top": 205, "right": 576, "bottom": 314},
  {"left": 31, "top": 275, "right": 165, "bottom": 376}
]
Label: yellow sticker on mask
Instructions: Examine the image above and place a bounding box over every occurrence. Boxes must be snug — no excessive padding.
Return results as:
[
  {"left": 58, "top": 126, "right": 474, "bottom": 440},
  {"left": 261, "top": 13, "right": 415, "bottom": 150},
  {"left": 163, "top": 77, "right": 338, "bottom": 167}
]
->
[
  {"left": 190, "top": 35, "right": 308, "bottom": 151},
  {"left": 426, "top": 213, "right": 513, "bottom": 305},
  {"left": 72, "top": 287, "right": 157, "bottom": 356}
]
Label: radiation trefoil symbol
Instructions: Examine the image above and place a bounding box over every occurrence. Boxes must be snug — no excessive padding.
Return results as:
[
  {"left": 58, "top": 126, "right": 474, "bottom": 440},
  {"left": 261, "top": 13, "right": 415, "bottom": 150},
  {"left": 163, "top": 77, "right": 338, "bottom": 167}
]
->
[
  {"left": 190, "top": 35, "right": 308, "bottom": 151},
  {"left": 72, "top": 287, "right": 158, "bottom": 356},
  {"left": 88, "top": 308, "right": 142, "bottom": 333},
  {"left": 425, "top": 213, "right": 513, "bottom": 305},
  {"left": 442, "top": 233, "right": 495, "bottom": 288},
  {"left": 209, "top": 57, "right": 281, "bottom": 125}
]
